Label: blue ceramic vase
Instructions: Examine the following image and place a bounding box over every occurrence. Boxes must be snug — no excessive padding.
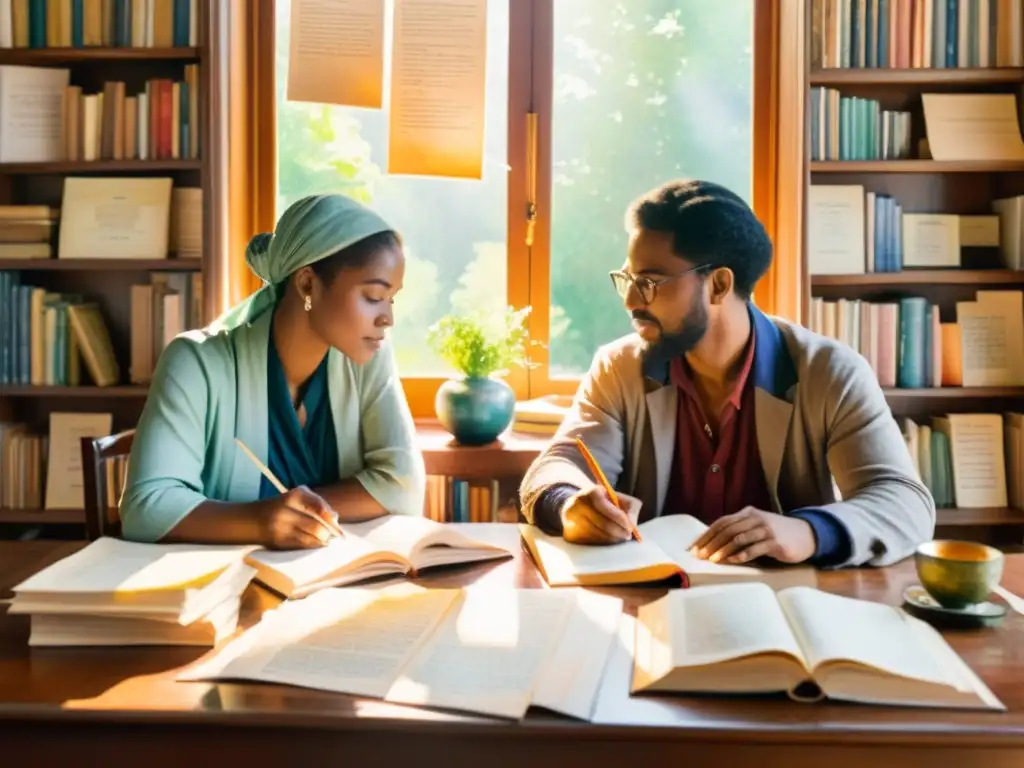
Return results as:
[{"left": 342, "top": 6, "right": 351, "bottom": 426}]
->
[{"left": 435, "top": 376, "right": 516, "bottom": 446}]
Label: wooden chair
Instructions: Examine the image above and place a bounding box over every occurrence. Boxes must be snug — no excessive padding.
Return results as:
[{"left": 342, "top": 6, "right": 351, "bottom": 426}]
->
[{"left": 80, "top": 429, "right": 135, "bottom": 541}]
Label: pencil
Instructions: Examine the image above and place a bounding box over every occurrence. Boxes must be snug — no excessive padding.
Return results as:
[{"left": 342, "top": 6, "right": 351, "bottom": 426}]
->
[
  {"left": 573, "top": 437, "right": 643, "bottom": 542},
  {"left": 233, "top": 438, "right": 344, "bottom": 538}
]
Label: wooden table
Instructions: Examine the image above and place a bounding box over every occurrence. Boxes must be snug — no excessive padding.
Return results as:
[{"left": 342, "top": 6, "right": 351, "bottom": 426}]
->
[{"left": 2, "top": 527, "right": 1024, "bottom": 767}]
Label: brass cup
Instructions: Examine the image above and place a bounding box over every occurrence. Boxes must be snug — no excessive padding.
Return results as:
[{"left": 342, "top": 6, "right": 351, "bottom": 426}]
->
[{"left": 915, "top": 540, "right": 1004, "bottom": 610}]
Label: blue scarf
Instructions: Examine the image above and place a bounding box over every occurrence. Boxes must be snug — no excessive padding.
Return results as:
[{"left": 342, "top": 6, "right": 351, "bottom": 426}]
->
[{"left": 261, "top": 333, "right": 340, "bottom": 498}]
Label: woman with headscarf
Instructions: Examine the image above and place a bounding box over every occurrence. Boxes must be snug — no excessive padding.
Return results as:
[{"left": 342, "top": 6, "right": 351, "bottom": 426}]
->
[{"left": 119, "top": 194, "right": 424, "bottom": 548}]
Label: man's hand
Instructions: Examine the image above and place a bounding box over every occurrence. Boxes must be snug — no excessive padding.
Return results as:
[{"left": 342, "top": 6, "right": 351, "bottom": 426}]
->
[
  {"left": 689, "top": 507, "right": 816, "bottom": 565},
  {"left": 560, "top": 486, "right": 638, "bottom": 545}
]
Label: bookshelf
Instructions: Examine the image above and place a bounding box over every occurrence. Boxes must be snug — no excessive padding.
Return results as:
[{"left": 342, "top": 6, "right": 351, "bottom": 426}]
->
[
  {"left": 803, "top": 1, "right": 1024, "bottom": 545},
  {"left": 0, "top": 12, "right": 213, "bottom": 532}
]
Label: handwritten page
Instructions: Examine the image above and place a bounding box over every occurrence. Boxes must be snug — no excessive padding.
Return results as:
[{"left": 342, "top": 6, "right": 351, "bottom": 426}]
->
[
  {"left": 945, "top": 414, "right": 1008, "bottom": 508},
  {"left": 975, "top": 291, "right": 1024, "bottom": 385},
  {"left": 286, "top": 0, "right": 385, "bottom": 108},
  {"left": 0, "top": 65, "right": 69, "bottom": 162},
  {"left": 922, "top": 94, "right": 1024, "bottom": 161},
  {"left": 957, "top": 300, "right": 1014, "bottom": 386},
  {"left": 179, "top": 584, "right": 461, "bottom": 699},
  {"left": 388, "top": 0, "right": 487, "bottom": 178},
  {"left": 385, "top": 588, "right": 576, "bottom": 719}
]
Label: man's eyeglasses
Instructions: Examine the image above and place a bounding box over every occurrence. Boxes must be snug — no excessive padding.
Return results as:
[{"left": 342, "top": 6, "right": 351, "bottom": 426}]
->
[{"left": 608, "top": 264, "right": 711, "bottom": 306}]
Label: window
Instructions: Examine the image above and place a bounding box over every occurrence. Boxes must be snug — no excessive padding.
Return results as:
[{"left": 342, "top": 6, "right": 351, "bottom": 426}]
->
[
  {"left": 542, "top": 0, "right": 756, "bottom": 381},
  {"left": 268, "top": 0, "right": 769, "bottom": 414},
  {"left": 274, "top": 0, "right": 509, "bottom": 379}
]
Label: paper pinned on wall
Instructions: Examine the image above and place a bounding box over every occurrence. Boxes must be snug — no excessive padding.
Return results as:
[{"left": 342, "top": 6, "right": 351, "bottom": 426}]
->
[
  {"left": 388, "top": 0, "right": 488, "bottom": 179},
  {"left": 286, "top": 0, "right": 385, "bottom": 109}
]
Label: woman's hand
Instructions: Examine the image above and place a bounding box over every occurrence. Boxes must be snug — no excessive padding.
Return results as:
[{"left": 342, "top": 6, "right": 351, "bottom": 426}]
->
[{"left": 257, "top": 485, "right": 341, "bottom": 549}]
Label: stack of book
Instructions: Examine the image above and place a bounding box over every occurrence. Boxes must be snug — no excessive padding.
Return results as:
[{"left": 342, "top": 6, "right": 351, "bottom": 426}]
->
[
  {"left": 7, "top": 538, "right": 256, "bottom": 647},
  {"left": 0, "top": 205, "right": 56, "bottom": 260},
  {"left": 511, "top": 395, "right": 572, "bottom": 436}
]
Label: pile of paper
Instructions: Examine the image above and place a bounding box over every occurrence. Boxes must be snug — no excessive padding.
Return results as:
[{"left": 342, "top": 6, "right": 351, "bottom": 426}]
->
[{"left": 7, "top": 537, "right": 257, "bottom": 647}]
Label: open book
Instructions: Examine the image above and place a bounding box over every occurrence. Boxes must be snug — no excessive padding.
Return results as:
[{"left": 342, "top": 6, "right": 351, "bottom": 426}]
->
[
  {"left": 179, "top": 582, "right": 623, "bottom": 721},
  {"left": 245, "top": 515, "right": 513, "bottom": 598},
  {"left": 632, "top": 581, "right": 1005, "bottom": 711},
  {"left": 520, "top": 515, "right": 814, "bottom": 589}
]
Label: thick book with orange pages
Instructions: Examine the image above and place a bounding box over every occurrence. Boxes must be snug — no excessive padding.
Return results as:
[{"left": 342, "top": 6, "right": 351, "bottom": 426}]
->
[{"left": 520, "top": 514, "right": 814, "bottom": 590}]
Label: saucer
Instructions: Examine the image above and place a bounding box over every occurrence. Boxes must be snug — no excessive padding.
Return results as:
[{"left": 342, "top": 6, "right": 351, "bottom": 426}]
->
[{"left": 902, "top": 585, "right": 1007, "bottom": 629}]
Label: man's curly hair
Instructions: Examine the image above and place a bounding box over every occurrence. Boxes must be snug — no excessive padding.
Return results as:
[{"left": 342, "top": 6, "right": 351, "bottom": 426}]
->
[{"left": 625, "top": 179, "right": 773, "bottom": 300}]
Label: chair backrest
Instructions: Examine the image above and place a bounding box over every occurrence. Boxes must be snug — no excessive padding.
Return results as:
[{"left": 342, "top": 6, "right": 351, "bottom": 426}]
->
[{"left": 80, "top": 429, "right": 135, "bottom": 541}]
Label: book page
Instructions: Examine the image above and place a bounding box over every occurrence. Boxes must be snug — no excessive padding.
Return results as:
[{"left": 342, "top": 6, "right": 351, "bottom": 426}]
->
[
  {"left": 657, "top": 582, "right": 806, "bottom": 668},
  {"left": 778, "top": 587, "right": 952, "bottom": 685},
  {"left": 245, "top": 532, "right": 385, "bottom": 592},
  {"left": 286, "top": 0, "right": 384, "bottom": 108},
  {"left": 519, "top": 524, "right": 679, "bottom": 586},
  {"left": 12, "top": 537, "right": 255, "bottom": 595},
  {"left": 385, "top": 588, "right": 577, "bottom": 719},
  {"left": 640, "top": 515, "right": 763, "bottom": 579},
  {"left": 178, "top": 584, "right": 461, "bottom": 700},
  {"left": 531, "top": 590, "right": 623, "bottom": 720}
]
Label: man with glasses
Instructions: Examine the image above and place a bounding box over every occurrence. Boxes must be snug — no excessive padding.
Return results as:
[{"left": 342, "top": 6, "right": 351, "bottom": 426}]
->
[{"left": 519, "top": 180, "right": 934, "bottom": 569}]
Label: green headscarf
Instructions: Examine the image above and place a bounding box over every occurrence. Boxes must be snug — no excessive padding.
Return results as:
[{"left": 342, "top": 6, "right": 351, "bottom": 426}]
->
[{"left": 209, "top": 194, "right": 394, "bottom": 332}]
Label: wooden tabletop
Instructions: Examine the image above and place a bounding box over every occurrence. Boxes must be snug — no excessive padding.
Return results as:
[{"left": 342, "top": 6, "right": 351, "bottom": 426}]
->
[
  {"left": 415, "top": 422, "right": 549, "bottom": 478},
  {"left": 2, "top": 527, "right": 1024, "bottom": 767}
]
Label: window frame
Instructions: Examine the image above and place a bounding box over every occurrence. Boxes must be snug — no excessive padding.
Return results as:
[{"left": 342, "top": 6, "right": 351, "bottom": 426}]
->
[{"left": 256, "top": 0, "right": 782, "bottom": 416}]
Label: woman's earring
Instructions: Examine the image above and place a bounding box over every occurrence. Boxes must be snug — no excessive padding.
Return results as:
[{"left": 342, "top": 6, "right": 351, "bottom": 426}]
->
[{"left": 304, "top": 295, "right": 312, "bottom": 312}]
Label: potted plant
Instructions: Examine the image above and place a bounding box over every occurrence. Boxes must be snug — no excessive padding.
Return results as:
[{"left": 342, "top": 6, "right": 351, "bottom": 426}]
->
[{"left": 427, "top": 306, "right": 537, "bottom": 446}]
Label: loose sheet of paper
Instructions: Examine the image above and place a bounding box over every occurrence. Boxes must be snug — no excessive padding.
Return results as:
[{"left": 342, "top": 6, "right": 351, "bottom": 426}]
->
[
  {"left": 388, "top": 0, "right": 488, "bottom": 178},
  {"left": 286, "top": 0, "right": 385, "bottom": 108},
  {"left": 179, "top": 584, "right": 461, "bottom": 699},
  {"left": 385, "top": 588, "right": 576, "bottom": 719}
]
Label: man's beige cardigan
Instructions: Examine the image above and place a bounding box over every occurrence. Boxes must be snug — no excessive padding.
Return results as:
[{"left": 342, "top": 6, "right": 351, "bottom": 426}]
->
[{"left": 519, "top": 305, "right": 935, "bottom": 568}]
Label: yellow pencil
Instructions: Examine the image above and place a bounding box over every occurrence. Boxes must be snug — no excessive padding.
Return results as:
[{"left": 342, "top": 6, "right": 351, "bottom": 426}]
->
[
  {"left": 573, "top": 437, "right": 642, "bottom": 542},
  {"left": 233, "top": 438, "right": 344, "bottom": 538}
]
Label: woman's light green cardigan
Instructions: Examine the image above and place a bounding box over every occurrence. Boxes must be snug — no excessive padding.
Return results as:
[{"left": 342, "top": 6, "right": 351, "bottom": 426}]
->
[{"left": 119, "top": 309, "right": 426, "bottom": 542}]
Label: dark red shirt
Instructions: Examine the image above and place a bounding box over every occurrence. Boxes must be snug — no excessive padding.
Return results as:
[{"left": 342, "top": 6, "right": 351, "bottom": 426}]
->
[{"left": 662, "top": 332, "right": 774, "bottom": 524}]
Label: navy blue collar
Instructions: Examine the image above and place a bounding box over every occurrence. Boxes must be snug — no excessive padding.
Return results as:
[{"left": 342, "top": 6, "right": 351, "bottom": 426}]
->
[{"left": 641, "top": 302, "right": 797, "bottom": 399}]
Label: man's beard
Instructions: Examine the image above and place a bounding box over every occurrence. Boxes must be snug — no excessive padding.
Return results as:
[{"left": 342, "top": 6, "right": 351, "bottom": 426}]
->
[{"left": 634, "top": 300, "right": 709, "bottom": 362}]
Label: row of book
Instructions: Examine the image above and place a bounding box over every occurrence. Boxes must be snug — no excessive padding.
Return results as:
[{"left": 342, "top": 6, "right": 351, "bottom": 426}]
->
[
  {"left": 0, "top": 187, "right": 201, "bottom": 262},
  {"left": 808, "top": 290, "right": 1024, "bottom": 389},
  {"left": 0, "top": 65, "right": 199, "bottom": 163},
  {"left": 1, "top": 412, "right": 112, "bottom": 512},
  {"left": 60, "top": 70, "right": 201, "bottom": 162},
  {"left": 0, "top": 0, "right": 198, "bottom": 49},
  {"left": 811, "top": 0, "right": 1024, "bottom": 70},
  {"left": 422, "top": 476, "right": 518, "bottom": 524},
  {"left": 807, "top": 185, "right": 1023, "bottom": 275},
  {"left": 900, "top": 412, "right": 1023, "bottom": 511},
  {"left": 0, "top": 269, "right": 202, "bottom": 386},
  {"left": 809, "top": 89, "right": 912, "bottom": 162}
]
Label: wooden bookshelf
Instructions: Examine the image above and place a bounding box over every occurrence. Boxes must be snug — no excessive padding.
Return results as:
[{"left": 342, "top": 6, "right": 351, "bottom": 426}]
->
[
  {"left": 804, "top": 7, "right": 1024, "bottom": 546},
  {"left": 810, "top": 67, "right": 1024, "bottom": 86},
  {"left": 812, "top": 270, "right": 1023, "bottom": 287},
  {"left": 0, "top": 47, "right": 200, "bottom": 65},
  {"left": 0, "top": 258, "right": 202, "bottom": 272},
  {"left": 810, "top": 160, "right": 1024, "bottom": 173},
  {"left": 0, "top": 159, "right": 202, "bottom": 174},
  {"left": 1, "top": 386, "right": 149, "bottom": 398},
  {"left": 0, "top": 14, "right": 214, "bottom": 534}
]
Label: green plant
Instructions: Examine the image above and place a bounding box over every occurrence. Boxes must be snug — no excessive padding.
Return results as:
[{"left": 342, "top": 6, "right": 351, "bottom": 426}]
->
[{"left": 427, "top": 306, "right": 538, "bottom": 378}]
